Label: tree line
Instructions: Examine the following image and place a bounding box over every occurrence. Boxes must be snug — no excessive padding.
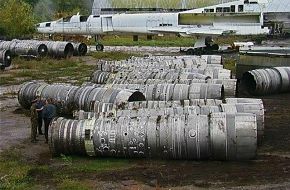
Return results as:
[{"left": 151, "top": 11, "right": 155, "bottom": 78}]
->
[{"left": 0, "top": 0, "right": 91, "bottom": 38}]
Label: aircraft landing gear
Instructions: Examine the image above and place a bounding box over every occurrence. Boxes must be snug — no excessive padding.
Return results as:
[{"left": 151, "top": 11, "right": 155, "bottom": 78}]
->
[
  {"left": 185, "top": 36, "right": 220, "bottom": 55},
  {"left": 96, "top": 43, "right": 104, "bottom": 51},
  {"left": 95, "top": 35, "right": 104, "bottom": 51}
]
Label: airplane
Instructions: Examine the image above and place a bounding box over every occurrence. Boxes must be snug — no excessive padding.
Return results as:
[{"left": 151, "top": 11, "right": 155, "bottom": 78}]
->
[{"left": 36, "top": 0, "right": 272, "bottom": 54}]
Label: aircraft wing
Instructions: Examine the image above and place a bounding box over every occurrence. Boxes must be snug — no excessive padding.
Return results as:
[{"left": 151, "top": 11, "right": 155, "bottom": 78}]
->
[{"left": 148, "top": 26, "right": 236, "bottom": 36}]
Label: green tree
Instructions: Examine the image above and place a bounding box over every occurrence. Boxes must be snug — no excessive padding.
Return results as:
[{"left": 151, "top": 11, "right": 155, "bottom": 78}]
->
[{"left": 0, "top": 0, "right": 36, "bottom": 38}]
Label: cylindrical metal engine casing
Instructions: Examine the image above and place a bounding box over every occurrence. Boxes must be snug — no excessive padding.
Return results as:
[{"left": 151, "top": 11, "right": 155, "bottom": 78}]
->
[
  {"left": 274, "top": 67, "right": 290, "bottom": 92},
  {"left": 49, "top": 113, "right": 257, "bottom": 160},
  {"left": 43, "top": 41, "right": 74, "bottom": 58},
  {"left": 18, "top": 81, "right": 146, "bottom": 114},
  {"left": 72, "top": 42, "right": 87, "bottom": 56},
  {"left": 0, "top": 49, "right": 12, "bottom": 69},
  {"left": 242, "top": 67, "right": 289, "bottom": 95}
]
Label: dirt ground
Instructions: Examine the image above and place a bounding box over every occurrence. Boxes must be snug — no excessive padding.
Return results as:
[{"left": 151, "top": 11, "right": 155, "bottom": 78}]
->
[{"left": 1, "top": 82, "right": 290, "bottom": 189}]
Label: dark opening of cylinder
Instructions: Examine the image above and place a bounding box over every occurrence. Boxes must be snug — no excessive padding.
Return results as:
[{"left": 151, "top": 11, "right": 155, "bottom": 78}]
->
[
  {"left": 221, "top": 85, "right": 225, "bottom": 100},
  {"left": 128, "top": 91, "right": 146, "bottom": 102},
  {"left": 4, "top": 50, "right": 12, "bottom": 67},
  {"left": 78, "top": 43, "right": 88, "bottom": 56},
  {"left": 38, "top": 44, "right": 48, "bottom": 57},
  {"left": 242, "top": 72, "right": 257, "bottom": 94},
  {"left": 64, "top": 43, "right": 74, "bottom": 58}
]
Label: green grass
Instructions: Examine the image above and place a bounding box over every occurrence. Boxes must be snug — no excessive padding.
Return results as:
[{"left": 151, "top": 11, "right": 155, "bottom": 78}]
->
[
  {"left": 0, "top": 149, "right": 33, "bottom": 190},
  {"left": 0, "top": 149, "right": 133, "bottom": 189},
  {"left": 57, "top": 179, "right": 90, "bottom": 190},
  {"left": 90, "top": 51, "right": 141, "bottom": 61},
  {"left": 0, "top": 57, "right": 95, "bottom": 86},
  {"left": 223, "top": 58, "right": 237, "bottom": 75}
]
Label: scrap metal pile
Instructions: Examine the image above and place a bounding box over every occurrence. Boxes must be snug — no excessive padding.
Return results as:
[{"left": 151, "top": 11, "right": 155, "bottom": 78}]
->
[
  {"left": 18, "top": 55, "right": 265, "bottom": 161},
  {"left": 0, "top": 39, "right": 87, "bottom": 59}
]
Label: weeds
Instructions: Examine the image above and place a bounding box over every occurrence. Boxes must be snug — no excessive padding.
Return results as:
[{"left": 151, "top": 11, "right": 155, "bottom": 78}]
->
[
  {"left": 223, "top": 58, "right": 237, "bottom": 75},
  {"left": 90, "top": 51, "right": 141, "bottom": 61},
  {"left": 0, "top": 148, "right": 133, "bottom": 189},
  {"left": 1, "top": 57, "right": 95, "bottom": 86}
]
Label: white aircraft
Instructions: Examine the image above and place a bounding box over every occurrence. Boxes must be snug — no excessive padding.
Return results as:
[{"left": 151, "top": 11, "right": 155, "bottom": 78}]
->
[{"left": 36, "top": 0, "right": 270, "bottom": 54}]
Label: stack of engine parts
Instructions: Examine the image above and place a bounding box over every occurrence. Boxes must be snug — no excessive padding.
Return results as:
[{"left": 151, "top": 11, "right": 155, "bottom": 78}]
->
[
  {"left": 0, "top": 39, "right": 87, "bottom": 59},
  {"left": 18, "top": 55, "right": 265, "bottom": 161},
  {"left": 91, "top": 55, "right": 236, "bottom": 97}
]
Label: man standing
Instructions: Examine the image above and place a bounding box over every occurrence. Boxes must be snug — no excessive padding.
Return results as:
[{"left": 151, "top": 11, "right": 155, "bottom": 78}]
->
[
  {"left": 35, "top": 95, "right": 44, "bottom": 135},
  {"left": 30, "top": 99, "right": 38, "bottom": 143},
  {"left": 42, "top": 98, "right": 57, "bottom": 143}
]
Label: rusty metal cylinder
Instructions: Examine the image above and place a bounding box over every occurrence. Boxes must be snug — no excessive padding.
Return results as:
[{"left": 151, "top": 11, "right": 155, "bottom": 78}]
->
[
  {"left": 49, "top": 113, "right": 257, "bottom": 160},
  {"left": 0, "top": 49, "right": 12, "bottom": 70},
  {"left": 242, "top": 67, "right": 290, "bottom": 95}
]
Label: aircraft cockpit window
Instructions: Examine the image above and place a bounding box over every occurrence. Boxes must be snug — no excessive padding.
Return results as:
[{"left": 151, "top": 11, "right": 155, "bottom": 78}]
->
[
  {"left": 80, "top": 16, "right": 89, "bottom": 22},
  {"left": 45, "top": 23, "right": 51, "bottom": 27},
  {"left": 223, "top": 7, "right": 230, "bottom": 12},
  {"left": 63, "top": 16, "right": 72, "bottom": 22},
  {"left": 230, "top": 5, "right": 235, "bottom": 12},
  {"left": 159, "top": 24, "right": 173, "bottom": 26},
  {"left": 238, "top": 5, "right": 244, "bottom": 12},
  {"left": 205, "top": 9, "right": 214, "bottom": 13},
  {"left": 216, "top": 7, "right": 223, "bottom": 12}
]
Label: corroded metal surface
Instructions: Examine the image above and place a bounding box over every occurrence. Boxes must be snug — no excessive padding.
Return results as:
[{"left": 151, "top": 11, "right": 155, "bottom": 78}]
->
[{"left": 49, "top": 113, "right": 257, "bottom": 160}]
